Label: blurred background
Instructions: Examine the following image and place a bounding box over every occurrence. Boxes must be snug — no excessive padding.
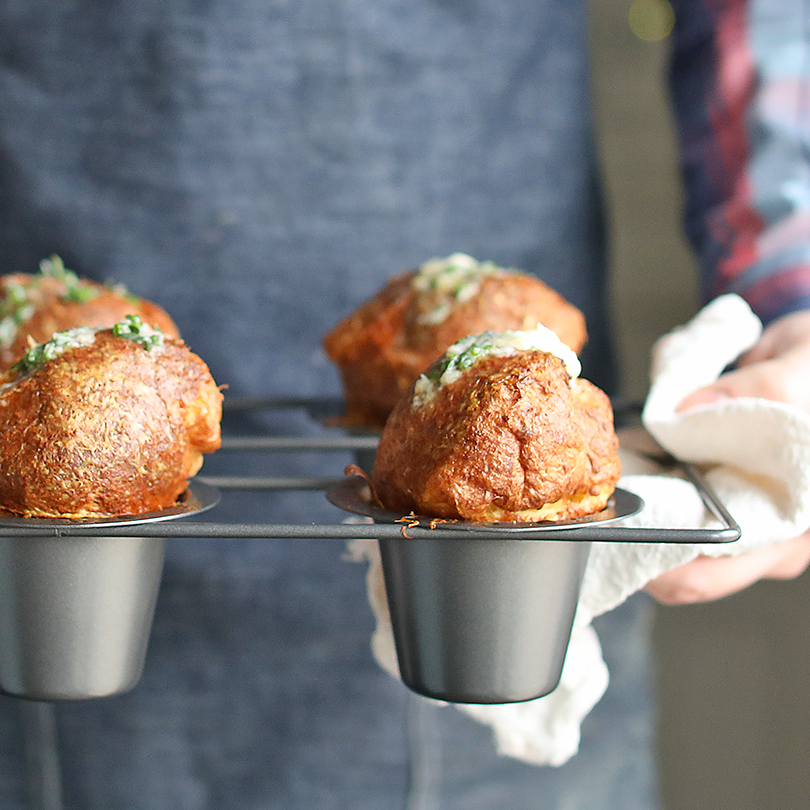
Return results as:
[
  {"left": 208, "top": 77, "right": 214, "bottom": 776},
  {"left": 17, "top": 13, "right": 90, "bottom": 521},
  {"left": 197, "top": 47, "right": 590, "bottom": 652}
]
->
[{"left": 589, "top": 1, "right": 810, "bottom": 808}]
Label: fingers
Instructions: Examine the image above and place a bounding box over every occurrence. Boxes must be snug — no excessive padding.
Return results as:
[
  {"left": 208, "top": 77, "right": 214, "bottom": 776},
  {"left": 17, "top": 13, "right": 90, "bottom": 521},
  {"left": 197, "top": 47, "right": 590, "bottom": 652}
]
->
[
  {"left": 644, "top": 534, "right": 810, "bottom": 605},
  {"left": 677, "top": 310, "right": 810, "bottom": 413},
  {"left": 676, "top": 361, "right": 789, "bottom": 411},
  {"left": 657, "top": 311, "right": 810, "bottom": 605},
  {"left": 741, "top": 310, "right": 810, "bottom": 364}
]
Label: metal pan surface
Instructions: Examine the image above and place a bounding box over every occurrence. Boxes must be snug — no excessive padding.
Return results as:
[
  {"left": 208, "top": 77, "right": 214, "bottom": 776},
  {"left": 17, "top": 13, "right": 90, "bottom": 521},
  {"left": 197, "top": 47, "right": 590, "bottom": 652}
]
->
[
  {"left": 327, "top": 474, "right": 644, "bottom": 532},
  {"left": 0, "top": 479, "right": 221, "bottom": 529}
]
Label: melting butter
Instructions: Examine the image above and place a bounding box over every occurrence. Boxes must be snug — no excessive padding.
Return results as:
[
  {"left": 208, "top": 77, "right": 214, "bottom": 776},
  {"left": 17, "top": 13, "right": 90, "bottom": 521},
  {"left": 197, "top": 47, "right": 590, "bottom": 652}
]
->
[{"left": 412, "top": 325, "right": 580, "bottom": 407}]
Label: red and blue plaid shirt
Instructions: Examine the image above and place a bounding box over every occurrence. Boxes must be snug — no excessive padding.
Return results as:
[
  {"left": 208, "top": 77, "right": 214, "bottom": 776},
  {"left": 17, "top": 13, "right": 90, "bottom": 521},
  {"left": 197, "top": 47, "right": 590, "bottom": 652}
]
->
[{"left": 670, "top": 0, "right": 810, "bottom": 324}]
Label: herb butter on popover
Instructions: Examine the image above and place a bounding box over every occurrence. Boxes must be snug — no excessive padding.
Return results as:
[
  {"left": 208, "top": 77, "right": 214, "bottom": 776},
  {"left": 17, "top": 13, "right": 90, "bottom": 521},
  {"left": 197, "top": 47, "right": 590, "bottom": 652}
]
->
[
  {"left": 0, "top": 316, "right": 221, "bottom": 518},
  {"left": 0, "top": 255, "right": 180, "bottom": 372},
  {"left": 371, "top": 326, "right": 620, "bottom": 523},
  {"left": 324, "top": 254, "right": 587, "bottom": 429}
]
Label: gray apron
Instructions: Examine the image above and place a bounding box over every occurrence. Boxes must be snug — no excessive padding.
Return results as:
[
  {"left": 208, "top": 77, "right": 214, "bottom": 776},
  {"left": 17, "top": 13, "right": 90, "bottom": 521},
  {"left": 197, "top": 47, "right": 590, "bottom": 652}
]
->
[{"left": 0, "top": 1, "right": 658, "bottom": 807}]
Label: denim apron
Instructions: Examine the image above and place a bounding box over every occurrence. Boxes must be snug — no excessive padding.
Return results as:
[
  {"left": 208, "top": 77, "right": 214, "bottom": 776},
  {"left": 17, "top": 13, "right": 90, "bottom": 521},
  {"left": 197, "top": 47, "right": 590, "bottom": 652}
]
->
[{"left": 0, "top": 1, "right": 659, "bottom": 807}]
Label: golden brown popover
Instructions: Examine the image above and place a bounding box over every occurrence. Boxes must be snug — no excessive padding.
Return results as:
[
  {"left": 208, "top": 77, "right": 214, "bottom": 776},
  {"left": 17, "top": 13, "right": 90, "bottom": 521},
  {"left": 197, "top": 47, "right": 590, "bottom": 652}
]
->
[
  {"left": 0, "top": 316, "right": 222, "bottom": 518},
  {"left": 0, "top": 256, "right": 180, "bottom": 371},
  {"left": 371, "top": 327, "right": 620, "bottom": 523},
  {"left": 323, "top": 254, "right": 587, "bottom": 428}
]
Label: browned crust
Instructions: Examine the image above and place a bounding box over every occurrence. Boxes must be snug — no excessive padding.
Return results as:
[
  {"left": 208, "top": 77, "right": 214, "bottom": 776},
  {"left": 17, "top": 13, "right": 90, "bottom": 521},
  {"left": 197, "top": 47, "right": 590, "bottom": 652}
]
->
[
  {"left": 323, "top": 270, "right": 587, "bottom": 428},
  {"left": 371, "top": 351, "right": 620, "bottom": 523},
  {"left": 0, "top": 273, "right": 180, "bottom": 371},
  {"left": 0, "top": 330, "right": 222, "bottom": 518}
]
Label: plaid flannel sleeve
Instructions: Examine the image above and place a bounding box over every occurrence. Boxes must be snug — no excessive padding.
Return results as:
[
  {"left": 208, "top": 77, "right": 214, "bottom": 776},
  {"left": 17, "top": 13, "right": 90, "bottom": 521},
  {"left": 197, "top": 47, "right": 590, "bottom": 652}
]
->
[{"left": 668, "top": 0, "right": 810, "bottom": 324}]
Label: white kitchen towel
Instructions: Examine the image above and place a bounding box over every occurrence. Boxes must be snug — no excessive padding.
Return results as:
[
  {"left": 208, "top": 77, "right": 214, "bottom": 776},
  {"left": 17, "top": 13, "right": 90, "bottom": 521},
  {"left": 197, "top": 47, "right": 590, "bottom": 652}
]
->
[{"left": 348, "top": 294, "right": 810, "bottom": 767}]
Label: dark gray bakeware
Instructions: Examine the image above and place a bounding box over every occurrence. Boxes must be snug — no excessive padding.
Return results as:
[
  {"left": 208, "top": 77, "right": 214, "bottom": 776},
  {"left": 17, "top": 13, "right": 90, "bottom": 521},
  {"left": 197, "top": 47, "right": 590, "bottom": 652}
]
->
[
  {"left": 326, "top": 468, "right": 736, "bottom": 705},
  {"left": 328, "top": 478, "right": 643, "bottom": 704},
  {"left": 0, "top": 397, "right": 739, "bottom": 705},
  {"left": 0, "top": 481, "right": 220, "bottom": 701}
]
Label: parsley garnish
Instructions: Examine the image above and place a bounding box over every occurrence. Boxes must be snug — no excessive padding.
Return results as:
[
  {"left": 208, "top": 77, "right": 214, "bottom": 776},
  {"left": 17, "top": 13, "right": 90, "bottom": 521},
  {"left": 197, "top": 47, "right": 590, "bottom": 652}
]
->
[{"left": 112, "top": 314, "right": 165, "bottom": 351}]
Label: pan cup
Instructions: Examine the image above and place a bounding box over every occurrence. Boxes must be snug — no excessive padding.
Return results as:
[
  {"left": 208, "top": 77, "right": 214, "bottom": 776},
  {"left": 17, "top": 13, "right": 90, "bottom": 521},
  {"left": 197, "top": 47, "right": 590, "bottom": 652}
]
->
[
  {"left": 327, "top": 474, "right": 633, "bottom": 706},
  {"left": 378, "top": 533, "right": 591, "bottom": 704},
  {"left": 0, "top": 534, "right": 166, "bottom": 701},
  {"left": 0, "top": 481, "right": 219, "bottom": 702}
]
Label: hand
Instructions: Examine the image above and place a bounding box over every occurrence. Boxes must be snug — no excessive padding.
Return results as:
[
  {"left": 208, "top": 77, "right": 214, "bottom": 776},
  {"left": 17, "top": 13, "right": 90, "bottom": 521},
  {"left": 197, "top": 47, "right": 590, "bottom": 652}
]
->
[
  {"left": 678, "top": 309, "right": 810, "bottom": 411},
  {"left": 644, "top": 309, "right": 810, "bottom": 604},
  {"left": 645, "top": 532, "right": 810, "bottom": 605}
]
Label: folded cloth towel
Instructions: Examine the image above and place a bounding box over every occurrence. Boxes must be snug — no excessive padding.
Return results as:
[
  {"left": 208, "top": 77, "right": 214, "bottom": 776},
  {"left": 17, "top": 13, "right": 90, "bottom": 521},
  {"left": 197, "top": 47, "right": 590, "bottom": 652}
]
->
[{"left": 348, "top": 294, "right": 810, "bottom": 766}]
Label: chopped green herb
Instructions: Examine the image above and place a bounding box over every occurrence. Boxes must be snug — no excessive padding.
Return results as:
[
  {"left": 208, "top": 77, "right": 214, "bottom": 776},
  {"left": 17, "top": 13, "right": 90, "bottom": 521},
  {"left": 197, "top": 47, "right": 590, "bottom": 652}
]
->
[
  {"left": 411, "top": 254, "right": 505, "bottom": 325},
  {"left": 0, "top": 283, "right": 35, "bottom": 347},
  {"left": 63, "top": 284, "right": 100, "bottom": 303},
  {"left": 11, "top": 327, "right": 97, "bottom": 376},
  {"left": 39, "top": 255, "right": 77, "bottom": 284},
  {"left": 6, "top": 283, "right": 27, "bottom": 308},
  {"left": 112, "top": 314, "right": 165, "bottom": 351},
  {"left": 425, "top": 332, "right": 496, "bottom": 383},
  {"left": 106, "top": 280, "right": 140, "bottom": 305},
  {"left": 412, "top": 325, "right": 582, "bottom": 408},
  {"left": 39, "top": 255, "right": 101, "bottom": 305}
]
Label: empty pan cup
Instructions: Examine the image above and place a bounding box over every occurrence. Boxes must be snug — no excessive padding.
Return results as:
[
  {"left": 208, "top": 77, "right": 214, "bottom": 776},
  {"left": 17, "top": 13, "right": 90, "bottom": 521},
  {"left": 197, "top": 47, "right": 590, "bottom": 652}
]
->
[
  {"left": 379, "top": 534, "right": 590, "bottom": 704},
  {"left": 0, "top": 534, "right": 166, "bottom": 700},
  {"left": 0, "top": 480, "right": 220, "bottom": 701}
]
